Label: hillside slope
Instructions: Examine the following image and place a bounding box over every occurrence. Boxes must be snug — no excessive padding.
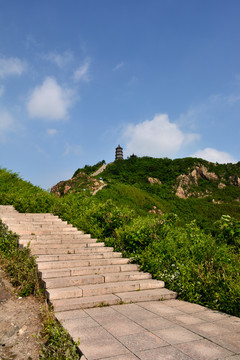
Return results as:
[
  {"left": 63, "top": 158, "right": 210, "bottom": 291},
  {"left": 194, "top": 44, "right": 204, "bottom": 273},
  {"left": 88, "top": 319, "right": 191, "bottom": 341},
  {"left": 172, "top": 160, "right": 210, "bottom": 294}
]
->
[{"left": 51, "top": 157, "right": 240, "bottom": 229}]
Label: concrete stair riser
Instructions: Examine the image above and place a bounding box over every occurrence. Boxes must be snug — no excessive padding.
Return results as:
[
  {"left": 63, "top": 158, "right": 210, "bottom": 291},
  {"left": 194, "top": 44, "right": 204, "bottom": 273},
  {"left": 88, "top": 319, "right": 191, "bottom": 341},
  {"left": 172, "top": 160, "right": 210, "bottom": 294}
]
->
[
  {"left": 19, "top": 243, "right": 106, "bottom": 251},
  {"left": 33, "top": 245, "right": 112, "bottom": 251},
  {"left": 37, "top": 257, "right": 130, "bottom": 270},
  {"left": 28, "top": 247, "right": 108, "bottom": 256},
  {"left": 52, "top": 289, "right": 177, "bottom": 312},
  {"left": 44, "top": 272, "right": 151, "bottom": 289},
  {"left": 36, "top": 252, "right": 122, "bottom": 261},
  {"left": 40, "top": 264, "right": 140, "bottom": 279},
  {"left": 20, "top": 234, "right": 89, "bottom": 240},
  {"left": 47, "top": 279, "right": 165, "bottom": 300}
]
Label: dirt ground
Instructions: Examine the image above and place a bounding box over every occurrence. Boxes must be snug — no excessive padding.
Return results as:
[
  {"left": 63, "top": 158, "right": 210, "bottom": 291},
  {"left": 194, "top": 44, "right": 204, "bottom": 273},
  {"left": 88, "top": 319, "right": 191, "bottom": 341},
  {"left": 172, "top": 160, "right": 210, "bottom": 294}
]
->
[{"left": 0, "top": 265, "right": 43, "bottom": 360}]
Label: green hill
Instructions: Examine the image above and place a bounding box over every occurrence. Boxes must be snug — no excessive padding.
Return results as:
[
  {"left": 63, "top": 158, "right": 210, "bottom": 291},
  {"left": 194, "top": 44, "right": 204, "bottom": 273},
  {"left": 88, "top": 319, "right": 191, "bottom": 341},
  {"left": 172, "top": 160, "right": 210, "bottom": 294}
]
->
[{"left": 0, "top": 157, "right": 240, "bottom": 317}]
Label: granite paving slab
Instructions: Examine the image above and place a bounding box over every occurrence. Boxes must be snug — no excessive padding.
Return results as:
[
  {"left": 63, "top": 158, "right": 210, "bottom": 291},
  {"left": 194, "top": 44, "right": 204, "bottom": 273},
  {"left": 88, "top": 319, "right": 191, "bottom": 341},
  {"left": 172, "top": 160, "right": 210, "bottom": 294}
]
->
[{"left": 55, "top": 300, "right": 240, "bottom": 360}]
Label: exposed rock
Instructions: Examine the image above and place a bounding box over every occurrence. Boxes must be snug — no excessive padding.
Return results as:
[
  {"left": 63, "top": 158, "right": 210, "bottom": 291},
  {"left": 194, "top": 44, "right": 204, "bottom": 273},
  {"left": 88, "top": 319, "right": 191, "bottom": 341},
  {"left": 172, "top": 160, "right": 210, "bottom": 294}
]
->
[
  {"left": 212, "top": 199, "right": 222, "bottom": 204},
  {"left": 64, "top": 185, "right": 71, "bottom": 194},
  {"left": 197, "top": 165, "right": 218, "bottom": 181},
  {"left": 148, "top": 177, "right": 161, "bottom": 185},
  {"left": 218, "top": 182, "right": 226, "bottom": 189},
  {"left": 229, "top": 176, "right": 240, "bottom": 187},
  {"left": 148, "top": 205, "right": 163, "bottom": 215},
  {"left": 51, "top": 171, "right": 106, "bottom": 197},
  {"left": 175, "top": 165, "right": 218, "bottom": 199}
]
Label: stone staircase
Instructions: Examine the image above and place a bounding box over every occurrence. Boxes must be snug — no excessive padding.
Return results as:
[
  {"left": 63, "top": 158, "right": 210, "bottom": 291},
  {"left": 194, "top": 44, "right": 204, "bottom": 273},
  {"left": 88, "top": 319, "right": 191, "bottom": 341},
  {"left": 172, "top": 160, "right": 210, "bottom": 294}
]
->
[{"left": 0, "top": 205, "right": 177, "bottom": 312}]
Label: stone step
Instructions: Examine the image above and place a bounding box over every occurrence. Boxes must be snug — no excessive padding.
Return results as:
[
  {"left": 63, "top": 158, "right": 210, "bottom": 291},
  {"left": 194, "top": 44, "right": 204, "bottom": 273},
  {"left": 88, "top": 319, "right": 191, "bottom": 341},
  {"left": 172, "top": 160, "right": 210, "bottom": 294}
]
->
[
  {"left": 33, "top": 246, "right": 113, "bottom": 255},
  {"left": 40, "top": 264, "right": 141, "bottom": 279},
  {"left": 2, "top": 217, "right": 70, "bottom": 224},
  {"left": 37, "top": 257, "right": 130, "bottom": 270},
  {"left": 44, "top": 271, "right": 151, "bottom": 289},
  {"left": 36, "top": 252, "right": 122, "bottom": 261},
  {"left": 27, "top": 244, "right": 106, "bottom": 255},
  {"left": 8, "top": 230, "right": 79, "bottom": 236},
  {"left": 7, "top": 220, "right": 73, "bottom": 231},
  {"left": 20, "top": 233, "right": 88, "bottom": 240},
  {"left": 47, "top": 279, "right": 165, "bottom": 300},
  {"left": 53, "top": 288, "right": 177, "bottom": 312}
]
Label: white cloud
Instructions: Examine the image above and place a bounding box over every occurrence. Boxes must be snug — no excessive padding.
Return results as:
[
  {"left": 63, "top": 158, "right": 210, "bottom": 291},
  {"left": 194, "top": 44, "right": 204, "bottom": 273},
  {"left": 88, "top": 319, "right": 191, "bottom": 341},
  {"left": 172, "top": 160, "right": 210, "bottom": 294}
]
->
[
  {"left": 0, "top": 57, "right": 27, "bottom": 78},
  {"left": 73, "top": 58, "right": 90, "bottom": 82},
  {"left": 192, "top": 148, "right": 236, "bottom": 164},
  {"left": 113, "top": 62, "right": 124, "bottom": 71},
  {"left": 123, "top": 114, "right": 199, "bottom": 158},
  {"left": 27, "top": 77, "right": 73, "bottom": 120},
  {"left": 0, "top": 109, "right": 15, "bottom": 142},
  {"left": 0, "top": 85, "right": 4, "bottom": 97},
  {"left": 46, "top": 128, "right": 57, "bottom": 136},
  {"left": 42, "top": 51, "right": 73, "bottom": 68}
]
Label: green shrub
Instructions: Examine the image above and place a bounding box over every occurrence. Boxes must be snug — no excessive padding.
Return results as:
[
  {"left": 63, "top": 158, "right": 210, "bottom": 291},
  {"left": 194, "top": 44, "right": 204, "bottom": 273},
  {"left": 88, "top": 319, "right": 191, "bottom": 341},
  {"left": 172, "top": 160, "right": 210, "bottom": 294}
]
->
[
  {"left": 39, "top": 304, "right": 80, "bottom": 360},
  {"left": 0, "top": 221, "right": 42, "bottom": 297},
  {"left": 136, "top": 220, "right": 240, "bottom": 316}
]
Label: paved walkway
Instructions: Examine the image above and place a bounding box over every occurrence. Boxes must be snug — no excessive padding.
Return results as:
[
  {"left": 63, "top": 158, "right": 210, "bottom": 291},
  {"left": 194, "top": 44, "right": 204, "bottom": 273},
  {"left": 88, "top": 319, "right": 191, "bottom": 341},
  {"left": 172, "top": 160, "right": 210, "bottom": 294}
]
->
[{"left": 56, "top": 299, "right": 240, "bottom": 360}]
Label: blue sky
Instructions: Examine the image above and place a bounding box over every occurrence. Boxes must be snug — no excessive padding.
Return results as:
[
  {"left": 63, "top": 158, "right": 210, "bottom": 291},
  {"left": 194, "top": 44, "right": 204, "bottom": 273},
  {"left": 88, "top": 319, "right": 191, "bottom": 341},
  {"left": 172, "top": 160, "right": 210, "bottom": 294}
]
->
[{"left": 0, "top": 0, "right": 240, "bottom": 189}]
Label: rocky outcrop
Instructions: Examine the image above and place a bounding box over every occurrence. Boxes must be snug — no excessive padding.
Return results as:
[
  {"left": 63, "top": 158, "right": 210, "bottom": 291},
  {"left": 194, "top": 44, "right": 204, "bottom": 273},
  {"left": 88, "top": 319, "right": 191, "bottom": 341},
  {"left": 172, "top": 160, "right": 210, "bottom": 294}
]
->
[
  {"left": 218, "top": 182, "right": 226, "bottom": 189},
  {"left": 51, "top": 172, "right": 106, "bottom": 197},
  {"left": 175, "top": 165, "right": 218, "bottom": 199},
  {"left": 229, "top": 176, "right": 240, "bottom": 187},
  {"left": 148, "top": 205, "right": 163, "bottom": 215},
  {"left": 148, "top": 177, "right": 161, "bottom": 185}
]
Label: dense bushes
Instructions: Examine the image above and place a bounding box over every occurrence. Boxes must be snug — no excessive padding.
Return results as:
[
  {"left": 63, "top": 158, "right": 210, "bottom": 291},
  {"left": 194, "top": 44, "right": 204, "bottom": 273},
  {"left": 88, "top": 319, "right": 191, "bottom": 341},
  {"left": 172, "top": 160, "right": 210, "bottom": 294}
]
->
[{"left": 132, "top": 219, "right": 239, "bottom": 316}]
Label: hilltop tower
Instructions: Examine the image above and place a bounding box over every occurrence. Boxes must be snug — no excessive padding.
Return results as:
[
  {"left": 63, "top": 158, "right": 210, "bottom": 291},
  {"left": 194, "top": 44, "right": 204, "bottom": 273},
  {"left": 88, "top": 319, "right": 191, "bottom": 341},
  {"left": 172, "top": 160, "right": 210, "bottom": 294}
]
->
[{"left": 115, "top": 145, "right": 123, "bottom": 160}]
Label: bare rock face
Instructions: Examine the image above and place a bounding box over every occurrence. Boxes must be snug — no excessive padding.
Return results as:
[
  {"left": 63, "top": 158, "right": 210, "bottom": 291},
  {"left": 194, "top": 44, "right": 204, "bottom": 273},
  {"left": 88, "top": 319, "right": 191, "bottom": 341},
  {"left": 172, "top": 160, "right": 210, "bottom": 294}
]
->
[
  {"left": 51, "top": 171, "right": 106, "bottom": 197},
  {"left": 197, "top": 165, "right": 218, "bottom": 181},
  {"left": 218, "top": 182, "right": 226, "bottom": 189},
  {"left": 148, "top": 205, "right": 163, "bottom": 215},
  {"left": 175, "top": 164, "right": 218, "bottom": 199},
  {"left": 148, "top": 177, "right": 161, "bottom": 185},
  {"left": 229, "top": 176, "right": 240, "bottom": 187}
]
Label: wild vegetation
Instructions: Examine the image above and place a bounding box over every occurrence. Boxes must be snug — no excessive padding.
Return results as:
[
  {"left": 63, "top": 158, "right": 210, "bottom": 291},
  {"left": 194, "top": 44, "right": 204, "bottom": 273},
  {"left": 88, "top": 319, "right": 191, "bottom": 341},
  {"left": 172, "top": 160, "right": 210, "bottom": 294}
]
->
[{"left": 0, "top": 156, "right": 240, "bottom": 317}]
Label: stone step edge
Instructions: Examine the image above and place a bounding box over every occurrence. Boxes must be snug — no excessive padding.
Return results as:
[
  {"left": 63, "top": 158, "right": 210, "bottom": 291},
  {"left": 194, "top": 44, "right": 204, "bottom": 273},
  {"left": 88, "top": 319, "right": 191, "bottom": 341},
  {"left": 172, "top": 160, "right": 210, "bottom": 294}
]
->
[
  {"left": 44, "top": 271, "right": 152, "bottom": 289},
  {"left": 52, "top": 288, "right": 177, "bottom": 312},
  {"left": 39, "top": 264, "right": 141, "bottom": 279},
  {"left": 46, "top": 279, "right": 165, "bottom": 300}
]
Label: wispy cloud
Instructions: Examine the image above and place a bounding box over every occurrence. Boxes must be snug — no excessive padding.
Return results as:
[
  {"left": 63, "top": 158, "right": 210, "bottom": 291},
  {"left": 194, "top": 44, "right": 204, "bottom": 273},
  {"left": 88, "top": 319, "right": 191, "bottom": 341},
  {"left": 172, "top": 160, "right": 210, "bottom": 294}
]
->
[
  {"left": 0, "top": 85, "right": 4, "bottom": 97},
  {"left": 73, "top": 58, "right": 91, "bottom": 82},
  {"left": 63, "top": 143, "right": 82, "bottom": 156},
  {"left": 46, "top": 128, "right": 57, "bottom": 136},
  {"left": 0, "top": 57, "right": 27, "bottom": 78},
  {"left": 122, "top": 114, "right": 199, "bottom": 158},
  {"left": 27, "top": 77, "right": 74, "bottom": 121},
  {"left": 113, "top": 62, "right": 124, "bottom": 71},
  {"left": 192, "top": 148, "right": 237, "bottom": 164},
  {"left": 0, "top": 109, "right": 16, "bottom": 142},
  {"left": 42, "top": 51, "right": 73, "bottom": 68},
  {"left": 35, "top": 145, "right": 50, "bottom": 158}
]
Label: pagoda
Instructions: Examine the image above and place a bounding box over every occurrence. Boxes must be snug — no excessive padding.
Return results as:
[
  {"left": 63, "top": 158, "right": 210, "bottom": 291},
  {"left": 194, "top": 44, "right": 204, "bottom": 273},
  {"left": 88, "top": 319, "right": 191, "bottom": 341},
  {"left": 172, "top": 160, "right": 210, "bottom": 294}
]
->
[{"left": 115, "top": 145, "right": 123, "bottom": 160}]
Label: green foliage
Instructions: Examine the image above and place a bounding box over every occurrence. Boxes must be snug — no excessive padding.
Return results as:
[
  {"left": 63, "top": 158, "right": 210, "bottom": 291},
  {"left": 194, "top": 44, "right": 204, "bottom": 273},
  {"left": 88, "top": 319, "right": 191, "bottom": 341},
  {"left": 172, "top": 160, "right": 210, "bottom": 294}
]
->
[
  {"left": 135, "top": 220, "right": 240, "bottom": 316},
  {"left": 39, "top": 305, "right": 80, "bottom": 360},
  {"left": 0, "top": 220, "right": 42, "bottom": 297},
  {"left": 214, "top": 215, "right": 240, "bottom": 249}
]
